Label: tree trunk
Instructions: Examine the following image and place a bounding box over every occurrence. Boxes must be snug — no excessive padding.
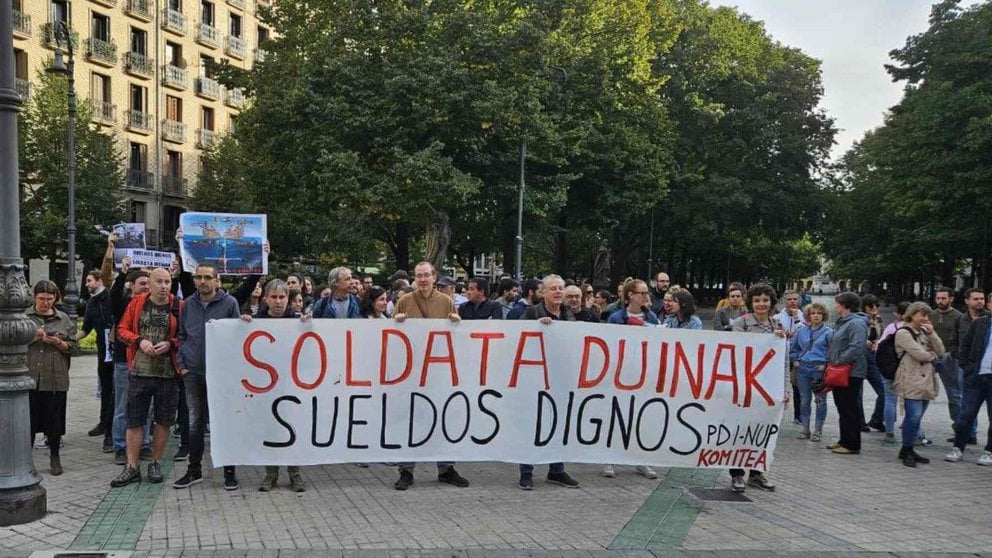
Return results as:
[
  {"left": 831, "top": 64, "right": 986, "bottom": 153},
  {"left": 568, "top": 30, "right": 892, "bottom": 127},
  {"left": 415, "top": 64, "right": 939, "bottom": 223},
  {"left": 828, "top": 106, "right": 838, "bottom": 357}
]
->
[
  {"left": 393, "top": 222, "right": 410, "bottom": 272},
  {"left": 424, "top": 213, "right": 451, "bottom": 271},
  {"left": 554, "top": 210, "right": 568, "bottom": 276}
]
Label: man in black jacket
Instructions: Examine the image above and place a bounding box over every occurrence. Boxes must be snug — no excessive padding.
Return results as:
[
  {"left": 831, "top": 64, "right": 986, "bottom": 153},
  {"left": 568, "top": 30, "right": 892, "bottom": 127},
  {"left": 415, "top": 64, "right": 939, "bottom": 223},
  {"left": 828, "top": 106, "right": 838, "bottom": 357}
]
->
[
  {"left": 80, "top": 269, "right": 115, "bottom": 451},
  {"left": 458, "top": 278, "right": 503, "bottom": 321},
  {"left": 946, "top": 313, "right": 992, "bottom": 464}
]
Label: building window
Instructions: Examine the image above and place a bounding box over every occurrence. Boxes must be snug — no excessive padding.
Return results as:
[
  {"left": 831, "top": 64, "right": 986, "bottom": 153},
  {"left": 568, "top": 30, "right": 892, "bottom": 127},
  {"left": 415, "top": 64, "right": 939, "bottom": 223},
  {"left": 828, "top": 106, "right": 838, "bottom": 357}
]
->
[
  {"left": 129, "top": 142, "right": 147, "bottom": 171},
  {"left": 229, "top": 114, "right": 238, "bottom": 133},
  {"left": 51, "top": 0, "right": 70, "bottom": 24},
  {"left": 166, "top": 150, "right": 182, "bottom": 176},
  {"left": 91, "top": 12, "right": 111, "bottom": 41},
  {"left": 165, "top": 41, "right": 183, "bottom": 66},
  {"left": 168, "top": 0, "right": 182, "bottom": 11},
  {"left": 201, "top": 107, "right": 215, "bottom": 131},
  {"left": 166, "top": 95, "right": 182, "bottom": 121},
  {"left": 14, "top": 49, "right": 28, "bottom": 80},
  {"left": 200, "top": 54, "right": 215, "bottom": 77},
  {"left": 129, "top": 200, "right": 147, "bottom": 223},
  {"left": 201, "top": 0, "right": 214, "bottom": 26},
  {"left": 229, "top": 13, "right": 242, "bottom": 38},
  {"left": 91, "top": 72, "right": 111, "bottom": 103},
  {"left": 257, "top": 26, "right": 269, "bottom": 44},
  {"left": 130, "top": 84, "right": 148, "bottom": 111},
  {"left": 130, "top": 27, "right": 147, "bottom": 55}
]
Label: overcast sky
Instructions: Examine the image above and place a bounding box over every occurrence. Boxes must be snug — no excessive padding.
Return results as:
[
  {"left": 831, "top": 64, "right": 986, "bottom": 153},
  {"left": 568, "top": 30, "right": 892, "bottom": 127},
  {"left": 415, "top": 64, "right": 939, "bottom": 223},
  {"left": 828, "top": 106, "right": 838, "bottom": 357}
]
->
[{"left": 710, "top": 0, "right": 978, "bottom": 159}]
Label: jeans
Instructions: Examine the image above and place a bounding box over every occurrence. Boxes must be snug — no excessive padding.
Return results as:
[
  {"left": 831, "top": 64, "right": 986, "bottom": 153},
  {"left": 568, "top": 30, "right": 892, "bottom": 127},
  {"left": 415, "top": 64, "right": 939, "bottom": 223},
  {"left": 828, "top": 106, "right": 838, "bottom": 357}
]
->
[
  {"left": 833, "top": 377, "right": 864, "bottom": 451},
  {"left": 97, "top": 360, "right": 114, "bottom": 435},
  {"left": 935, "top": 353, "right": 963, "bottom": 424},
  {"left": 183, "top": 374, "right": 213, "bottom": 469},
  {"left": 112, "top": 363, "right": 151, "bottom": 450},
  {"left": 881, "top": 378, "right": 897, "bottom": 434},
  {"left": 902, "top": 399, "right": 930, "bottom": 449},
  {"left": 796, "top": 364, "right": 827, "bottom": 431},
  {"left": 954, "top": 374, "right": 992, "bottom": 451},
  {"left": 861, "top": 352, "right": 885, "bottom": 425},
  {"left": 519, "top": 462, "right": 564, "bottom": 475}
]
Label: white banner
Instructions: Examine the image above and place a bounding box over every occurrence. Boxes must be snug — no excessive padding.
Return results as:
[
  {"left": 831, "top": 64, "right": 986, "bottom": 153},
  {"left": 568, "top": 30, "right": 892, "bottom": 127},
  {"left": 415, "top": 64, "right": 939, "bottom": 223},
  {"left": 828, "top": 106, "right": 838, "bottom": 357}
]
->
[
  {"left": 206, "top": 319, "right": 786, "bottom": 470},
  {"left": 124, "top": 249, "right": 175, "bottom": 269}
]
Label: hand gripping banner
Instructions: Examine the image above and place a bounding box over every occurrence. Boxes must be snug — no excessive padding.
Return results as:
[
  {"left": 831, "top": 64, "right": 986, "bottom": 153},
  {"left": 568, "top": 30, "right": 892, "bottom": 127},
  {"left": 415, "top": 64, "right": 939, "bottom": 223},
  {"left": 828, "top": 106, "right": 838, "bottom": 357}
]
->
[{"left": 206, "top": 319, "right": 786, "bottom": 470}]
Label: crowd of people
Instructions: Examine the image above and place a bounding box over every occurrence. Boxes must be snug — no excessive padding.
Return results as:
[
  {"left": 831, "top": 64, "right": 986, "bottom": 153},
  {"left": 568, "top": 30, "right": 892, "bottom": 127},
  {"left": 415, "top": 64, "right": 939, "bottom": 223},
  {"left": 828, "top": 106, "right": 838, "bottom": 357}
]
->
[{"left": 24, "top": 234, "right": 992, "bottom": 497}]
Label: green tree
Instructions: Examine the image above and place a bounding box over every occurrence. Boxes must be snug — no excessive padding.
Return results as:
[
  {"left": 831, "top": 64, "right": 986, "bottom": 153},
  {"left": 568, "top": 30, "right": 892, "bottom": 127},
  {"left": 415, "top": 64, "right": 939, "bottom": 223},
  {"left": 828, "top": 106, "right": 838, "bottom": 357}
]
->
[{"left": 19, "top": 70, "right": 125, "bottom": 275}]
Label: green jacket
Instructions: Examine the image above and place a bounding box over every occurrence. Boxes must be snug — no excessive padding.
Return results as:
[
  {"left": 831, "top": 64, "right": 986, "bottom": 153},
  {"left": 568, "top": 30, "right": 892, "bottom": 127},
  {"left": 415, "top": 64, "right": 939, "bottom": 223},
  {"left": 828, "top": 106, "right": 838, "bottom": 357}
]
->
[{"left": 26, "top": 307, "right": 77, "bottom": 392}]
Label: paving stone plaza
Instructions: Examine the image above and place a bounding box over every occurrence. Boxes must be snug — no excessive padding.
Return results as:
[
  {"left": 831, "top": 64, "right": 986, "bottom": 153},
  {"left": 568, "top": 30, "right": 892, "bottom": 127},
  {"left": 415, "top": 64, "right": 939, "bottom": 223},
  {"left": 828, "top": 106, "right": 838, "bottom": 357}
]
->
[{"left": 3, "top": 314, "right": 992, "bottom": 558}]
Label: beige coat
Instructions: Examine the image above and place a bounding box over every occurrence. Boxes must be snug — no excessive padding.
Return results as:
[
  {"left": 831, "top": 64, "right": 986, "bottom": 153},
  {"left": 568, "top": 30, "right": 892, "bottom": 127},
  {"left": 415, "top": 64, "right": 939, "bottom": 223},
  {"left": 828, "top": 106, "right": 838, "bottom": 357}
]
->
[{"left": 891, "top": 326, "right": 945, "bottom": 400}]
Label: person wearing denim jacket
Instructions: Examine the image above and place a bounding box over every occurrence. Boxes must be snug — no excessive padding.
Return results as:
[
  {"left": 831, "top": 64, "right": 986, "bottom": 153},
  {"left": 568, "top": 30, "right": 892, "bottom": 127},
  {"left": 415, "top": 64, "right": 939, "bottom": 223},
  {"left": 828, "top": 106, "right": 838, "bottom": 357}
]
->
[{"left": 789, "top": 302, "right": 833, "bottom": 442}]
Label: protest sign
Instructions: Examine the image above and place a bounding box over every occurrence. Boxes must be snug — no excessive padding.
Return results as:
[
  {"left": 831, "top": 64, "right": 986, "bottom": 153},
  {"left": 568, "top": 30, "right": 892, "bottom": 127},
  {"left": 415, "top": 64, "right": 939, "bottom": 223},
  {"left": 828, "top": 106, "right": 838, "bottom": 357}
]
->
[
  {"left": 179, "top": 212, "right": 267, "bottom": 275},
  {"left": 206, "top": 319, "right": 786, "bottom": 470},
  {"left": 124, "top": 249, "right": 175, "bottom": 269},
  {"left": 112, "top": 222, "right": 146, "bottom": 264}
]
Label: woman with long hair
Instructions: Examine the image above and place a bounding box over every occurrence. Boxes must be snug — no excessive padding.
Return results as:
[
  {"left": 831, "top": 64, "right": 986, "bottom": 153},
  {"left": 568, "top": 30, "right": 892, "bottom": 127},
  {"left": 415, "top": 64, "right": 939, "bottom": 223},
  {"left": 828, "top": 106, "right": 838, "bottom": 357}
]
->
[
  {"left": 891, "top": 302, "right": 944, "bottom": 467},
  {"left": 362, "top": 286, "right": 389, "bottom": 319},
  {"left": 662, "top": 290, "right": 703, "bottom": 329}
]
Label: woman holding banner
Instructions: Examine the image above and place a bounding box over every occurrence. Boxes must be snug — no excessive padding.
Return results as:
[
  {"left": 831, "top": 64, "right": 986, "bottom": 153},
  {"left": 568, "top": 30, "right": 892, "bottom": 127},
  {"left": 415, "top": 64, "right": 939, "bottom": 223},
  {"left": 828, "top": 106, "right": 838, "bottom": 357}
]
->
[
  {"left": 603, "top": 279, "right": 659, "bottom": 480},
  {"left": 729, "top": 284, "right": 781, "bottom": 493}
]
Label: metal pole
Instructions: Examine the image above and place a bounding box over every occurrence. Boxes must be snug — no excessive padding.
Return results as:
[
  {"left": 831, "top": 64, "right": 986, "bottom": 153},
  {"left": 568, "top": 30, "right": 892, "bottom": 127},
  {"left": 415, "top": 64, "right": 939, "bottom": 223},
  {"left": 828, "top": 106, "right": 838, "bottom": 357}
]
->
[
  {"left": 62, "top": 25, "right": 79, "bottom": 320},
  {"left": 646, "top": 209, "right": 654, "bottom": 280},
  {"left": 514, "top": 130, "right": 525, "bottom": 281},
  {"left": 0, "top": 0, "right": 48, "bottom": 525}
]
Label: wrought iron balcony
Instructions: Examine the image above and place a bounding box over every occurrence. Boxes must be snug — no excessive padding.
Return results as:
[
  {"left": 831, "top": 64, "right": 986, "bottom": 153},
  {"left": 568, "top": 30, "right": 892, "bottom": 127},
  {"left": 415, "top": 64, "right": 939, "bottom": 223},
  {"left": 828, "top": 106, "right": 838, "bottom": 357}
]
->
[
  {"left": 227, "top": 0, "right": 246, "bottom": 10},
  {"left": 224, "top": 87, "right": 245, "bottom": 109},
  {"left": 225, "top": 35, "right": 247, "bottom": 59},
  {"left": 124, "top": 52, "right": 154, "bottom": 78},
  {"left": 126, "top": 169, "right": 153, "bottom": 190},
  {"left": 91, "top": 0, "right": 118, "bottom": 7},
  {"left": 162, "top": 174, "right": 188, "bottom": 196},
  {"left": 254, "top": 48, "right": 267, "bottom": 63},
  {"left": 162, "top": 119, "right": 187, "bottom": 143},
  {"left": 196, "top": 22, "right": 220, "bottom": 48},
  {"left": 13, "top": 10, "right": 31, "bottom": 37},
  {"left": 15, "top": 79, "right": 31, "bottom": 101},
  {"left": 43, "top": 23, "right": 79, "bottom": 51},
  {"left": 86, "top": 37, "right": 118, "bottom": 66},
  {"left": 126, "top": 110, "right": 153, "bottom": 133},
  {"left": 196, "top": 128, "right": 216, "bottom": 149},
  {"left": 89, "top": 99, "right": 117, "bottom": 124},
  {"left": 196, "top": 76, "right": 220, "bottom": 100},
  {"left": 162, "top": 64, "right": 189, "bottom": 90},
  {"left": 161, "top": 8, "right": 187, "bottom": 35},
  {"left": 125, "top": 0, "right": 153, "bottom": 21}
]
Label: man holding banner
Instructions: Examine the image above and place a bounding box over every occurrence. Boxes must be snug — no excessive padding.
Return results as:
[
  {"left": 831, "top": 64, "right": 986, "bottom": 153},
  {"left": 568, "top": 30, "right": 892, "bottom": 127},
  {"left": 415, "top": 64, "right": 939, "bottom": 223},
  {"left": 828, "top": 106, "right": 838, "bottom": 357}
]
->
[{"left": 392, "top": 261, "right": 470, "bottom": 491}]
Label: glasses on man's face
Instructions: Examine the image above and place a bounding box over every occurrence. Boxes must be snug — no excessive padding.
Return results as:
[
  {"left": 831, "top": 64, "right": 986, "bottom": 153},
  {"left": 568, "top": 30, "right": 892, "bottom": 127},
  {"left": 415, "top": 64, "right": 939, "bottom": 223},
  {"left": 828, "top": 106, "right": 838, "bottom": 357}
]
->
[
  {"left": 193, "top": 275, "right": 215, "bottom": 281},
  {"left": 634, "top": 291, "right": 650, "bottom": 295}
]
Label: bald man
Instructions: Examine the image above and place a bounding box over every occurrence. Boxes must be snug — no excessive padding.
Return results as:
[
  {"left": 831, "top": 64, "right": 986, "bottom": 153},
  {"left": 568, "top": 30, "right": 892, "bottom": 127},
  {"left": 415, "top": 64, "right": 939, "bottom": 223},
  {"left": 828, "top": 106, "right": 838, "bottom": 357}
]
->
[{"left": 112, "top": 268, "right": 183, "bottom": 487}]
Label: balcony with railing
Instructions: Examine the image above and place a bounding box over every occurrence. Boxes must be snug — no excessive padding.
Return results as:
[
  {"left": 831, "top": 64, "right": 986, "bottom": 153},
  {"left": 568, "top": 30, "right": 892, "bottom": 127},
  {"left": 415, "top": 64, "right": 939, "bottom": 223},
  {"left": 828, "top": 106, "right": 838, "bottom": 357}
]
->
[
  {"left": 162, "top": 174, "right": 188, "bottom": 197},
  {"left": 227, "top": 0, "right": 246, "bottom": 10},
  {"left": 126, "top": 110, "right": 152, "bottom": 133},
  {"left": 13, "top": 10, "right": 31, "bottom": 38},
  {"left": 15, "top": 79, "right": 31, "bottom": 101},
  {"left": 196, "top": 22, "right": 220, "bottom": 48},
  {"left": 126, "top": 169, "right": 153, "bottom": 190},
  {"left": 161, "top": 8, "right": 187, "bottom": 35},
  {"left": 124, "top": 51, "right": 154, "bottom": 78},
  {"left": 125, "top": 0, "right": 153, "bottom": 21},
  {"left": 86, "top": 37, "right": 118, "bottom": 66},
  {"left": 91, "top": 0, "right": 118, "bottom": 7},
  {"left": 196, "top": 76, "right": 220, "bottom": 100},
  {"left": 196, "top": 128, "right": 216, "bottom": 149},
  {"left": 254, "top": 48, "right": 267, "bottom": 63},
  {"left": 162, "top": 64, "right": 188, "bottom": 90},
  {"left": 225, "top": 35, "right": 247, "bottom": 59},
  {"left": 162, "top": 119, "right": 187, "bottom": 143},
  {"left": 224, "top": 87, "right": 245, "bottom": 109},
  {"left": 89, "top": 99, "right": 116, "bottom": 124},
  {"left": 43, "top": 23, "right": 79, "bottom": 51}
]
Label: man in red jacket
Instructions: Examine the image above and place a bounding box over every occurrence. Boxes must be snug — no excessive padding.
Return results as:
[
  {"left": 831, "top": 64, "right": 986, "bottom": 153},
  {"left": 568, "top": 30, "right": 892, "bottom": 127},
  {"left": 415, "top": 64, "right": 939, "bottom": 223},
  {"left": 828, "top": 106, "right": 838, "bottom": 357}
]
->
[{"left": 111, "top": 268, "right": 182, "bottom": 487}]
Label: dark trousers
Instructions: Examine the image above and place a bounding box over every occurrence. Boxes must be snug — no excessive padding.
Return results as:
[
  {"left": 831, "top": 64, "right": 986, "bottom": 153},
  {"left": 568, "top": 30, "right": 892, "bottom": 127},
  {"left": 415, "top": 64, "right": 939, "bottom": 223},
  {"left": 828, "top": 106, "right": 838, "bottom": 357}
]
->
[
  {"left": 97, "top": 359, "right": 114, "bottom": 435},
  {"left": 183, "top": 373, "right": 232, "bottom": 475},
  {"left": 833, "top": 377, "right": 864, "bottom": 451},
  {"left": 954, "top": 375, "right": 992, "bottom": 451},
  {"left": 792, "top": 384, "right": 801, "bottom": 422},
  {"left": 176, "top": 376, "right": 189, "bottom": 449},
  {"left": 858, "top": 353, "right": 885, "bottom": 426}
]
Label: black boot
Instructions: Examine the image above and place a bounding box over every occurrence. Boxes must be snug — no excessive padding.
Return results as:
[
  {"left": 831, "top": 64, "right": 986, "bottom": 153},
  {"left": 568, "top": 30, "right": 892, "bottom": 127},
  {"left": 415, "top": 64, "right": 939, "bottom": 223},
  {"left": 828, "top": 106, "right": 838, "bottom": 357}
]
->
[
  {"left": 899, "top": 447, "right": 916, "bottom": 468},
  {"left": 912, "top": 450, "right": 930, "bottom": 464}
]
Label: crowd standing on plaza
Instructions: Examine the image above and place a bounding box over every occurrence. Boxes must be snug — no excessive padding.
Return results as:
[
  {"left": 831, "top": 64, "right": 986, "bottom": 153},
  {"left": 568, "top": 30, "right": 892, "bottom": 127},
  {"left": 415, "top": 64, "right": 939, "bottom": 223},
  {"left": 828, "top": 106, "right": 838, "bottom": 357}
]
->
[{"left": 24, "top": 233, "right": 992, "bottom": 496}]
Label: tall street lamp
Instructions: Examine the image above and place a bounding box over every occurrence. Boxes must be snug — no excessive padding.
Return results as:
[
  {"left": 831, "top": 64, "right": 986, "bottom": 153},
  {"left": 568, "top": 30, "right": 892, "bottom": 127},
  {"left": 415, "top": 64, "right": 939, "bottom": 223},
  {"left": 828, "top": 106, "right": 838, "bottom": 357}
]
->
[
  {"left": 514, "top": 130, "right": 525, "bottom": 282},
  {"left": 0, "top": 2, "right": 48, "bottom": 525},
  {"left": 47, "top": 22, "right": 79, "bottom": 320}
]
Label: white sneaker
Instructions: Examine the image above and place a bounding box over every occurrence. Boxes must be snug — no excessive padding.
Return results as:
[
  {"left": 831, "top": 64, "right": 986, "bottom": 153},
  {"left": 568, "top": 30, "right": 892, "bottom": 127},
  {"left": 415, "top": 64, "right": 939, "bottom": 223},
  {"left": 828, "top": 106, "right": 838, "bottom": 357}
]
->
[
  {"left": 730, "top": 475, "right": 745, "bottom": 492},
  {"left": 945, "top": 447, "right": 964, "bottom": 462},
  {"left": 601, "top": 465, "right": 615, "bottom": 478},
  {"left": 978, "top": 451, "right": 992, "bottom": 466},
  {"left": 33, "top": 436, "right": 48, "bottom": 450},
  {"left": 636, "top": 466, "right": 657, "bottom": 479}
]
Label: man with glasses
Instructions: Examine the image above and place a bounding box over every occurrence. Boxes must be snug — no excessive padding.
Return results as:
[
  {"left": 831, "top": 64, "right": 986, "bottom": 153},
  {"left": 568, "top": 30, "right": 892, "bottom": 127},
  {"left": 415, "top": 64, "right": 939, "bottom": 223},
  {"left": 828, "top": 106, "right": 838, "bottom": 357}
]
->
[
  {"left": 564, "top": 285, "right": 598, "bottom": 322},
  {"left": 649, "top": 272, "right": 670, "bottom": 315},
  {"left": 173, "top": 264, "right": 243, "bottom": 490}
]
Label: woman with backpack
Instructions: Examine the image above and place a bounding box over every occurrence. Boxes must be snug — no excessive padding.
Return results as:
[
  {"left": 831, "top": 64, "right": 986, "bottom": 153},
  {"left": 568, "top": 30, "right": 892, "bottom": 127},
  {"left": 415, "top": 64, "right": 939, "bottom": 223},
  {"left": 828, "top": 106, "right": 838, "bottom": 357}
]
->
[
  {"left": 789, "top": 302, "right": 833, "bottom": 442},
  {"left": 891, "top": 301, "right": 945, "bottom": 467}
]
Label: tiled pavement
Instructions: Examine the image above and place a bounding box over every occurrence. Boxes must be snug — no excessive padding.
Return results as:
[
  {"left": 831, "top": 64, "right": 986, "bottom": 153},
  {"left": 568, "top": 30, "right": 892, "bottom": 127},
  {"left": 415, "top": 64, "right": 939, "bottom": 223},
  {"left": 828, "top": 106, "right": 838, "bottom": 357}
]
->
[{"left": 3, "top": 341, "right": 992, "bottom": 556}]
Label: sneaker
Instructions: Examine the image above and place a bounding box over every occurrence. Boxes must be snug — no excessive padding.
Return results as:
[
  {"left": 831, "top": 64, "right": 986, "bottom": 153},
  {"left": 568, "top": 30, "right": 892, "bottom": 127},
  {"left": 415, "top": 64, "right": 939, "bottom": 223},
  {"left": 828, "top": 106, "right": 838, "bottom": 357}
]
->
[
  {"left": 114, "top": 448, "right": 127, "bottom": 465},
  {"left": 354, "top": 463, "right": 369, "bottom": 468},
  {"left": 437, "top": 467, "right": 469, "bottom": 487},
  {"left": 147, "top": 461, "right": 163, "bottom": 483},
  {"left": 546, "top": 471, "right": 579, "bottom": 488},
  {"left": 394, "top": 470, "right": 414, "bottom": 491},
  {"left": 288, "top": 471, "right": 305, "bottom": 492},
  {"left": 34, "top": 436, "right": 48, "bottom": 450},
  {"left": 826, "top": 442, "right": 842, "bottom": 450},
  {"left": 730, "top": 475, "right": 746, "bottom": 492},
  {"left": 811, "top": 432, "right": 822, "bottom": 442},
  {"left": 831, "top": 446, "right": 859, "bottom": 455},
  {"left": 258, "top": 472, "right": 278, "bottom": 492},
  {"left": 601, "top": 465, "right": 616, "bottom": 478},
  {"left": 139, "top": 447, "right": 153, "bottom": 461},
  {"left": 636, "top": 466, "right": 657, "bottom": 479},
  {"left": 88, "top": 424, "right": 106, "bottom": 437},
  {"left": 224, "top": 469, "right": 240, "bottom": 490},
  {"left": 867, "top": 420, "right": 885, "bottom": 432},
  {"left": 978, "top": 451, "right": 992, "bottom": 466},
  {"left": 101, "top": 438, "right": 114, "bottom": 453},
  {"left": 173, "top": 447, "right": 189, "bottom": 462},
  {"left": 797, "top": 430, "right": 810, "bottom": 440},
  {"left": 748, "top": 473, "right": 775, "bottom": 491},
  {"left": 173, "top": 470, "right": 203, "bottom": 489},
  {"left": 914, "top": 436, "right": 933, "bottom": 446},
  {"left": 860, "top": 424, "right": 871, "bottom": 433},
  {"left": 518, "top": 473, "right": 534, "bottom": 491},
  {"left": 170, "top": 424, "right": 181, "bottom": 438},
  {"left": 945, "top": 447, "right": 964, "bottom": 462},
  {"left": 110, "top": 466, "right": 141, "bottom": 487},
  {"left": 883, "top": 433, "right": 895, "bottom": 444}
]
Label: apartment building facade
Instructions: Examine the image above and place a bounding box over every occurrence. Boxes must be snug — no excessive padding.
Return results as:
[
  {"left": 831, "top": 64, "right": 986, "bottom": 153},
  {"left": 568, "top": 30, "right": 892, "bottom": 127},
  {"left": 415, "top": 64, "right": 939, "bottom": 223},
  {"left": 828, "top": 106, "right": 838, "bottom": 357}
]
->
[{"left": 12, "top": 0, "right": 270, "bottom": 250}]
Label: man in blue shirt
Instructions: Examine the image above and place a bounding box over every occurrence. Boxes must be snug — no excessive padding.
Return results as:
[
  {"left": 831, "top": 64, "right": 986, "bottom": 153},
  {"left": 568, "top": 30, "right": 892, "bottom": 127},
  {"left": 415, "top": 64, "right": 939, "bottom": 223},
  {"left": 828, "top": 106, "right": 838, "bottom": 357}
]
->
[{"left": 946, "top": 313, "right": 992, "bottom": 464}]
